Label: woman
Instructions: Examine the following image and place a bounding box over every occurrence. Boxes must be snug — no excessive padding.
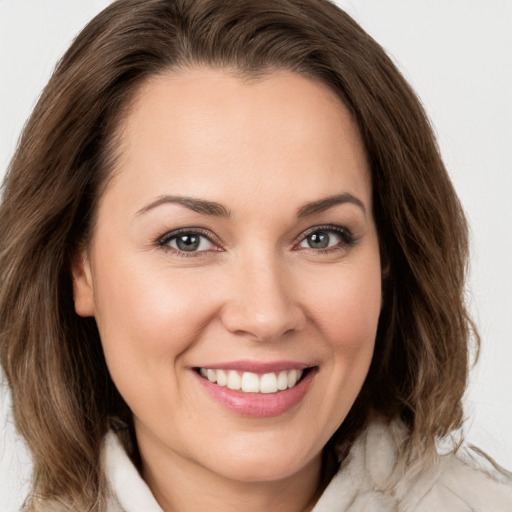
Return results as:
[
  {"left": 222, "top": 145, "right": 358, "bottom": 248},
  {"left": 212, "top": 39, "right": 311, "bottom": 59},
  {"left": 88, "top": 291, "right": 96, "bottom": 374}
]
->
[{"left": 1, "top": 0, "right": 511, "bottom": 510}]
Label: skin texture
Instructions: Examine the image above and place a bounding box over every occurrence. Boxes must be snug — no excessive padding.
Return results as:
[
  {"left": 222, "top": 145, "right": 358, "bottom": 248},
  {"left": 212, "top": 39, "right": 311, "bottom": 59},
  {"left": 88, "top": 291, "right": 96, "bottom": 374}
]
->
[{"left": 72, "top": 68, "right": 382, "bottom": 512}]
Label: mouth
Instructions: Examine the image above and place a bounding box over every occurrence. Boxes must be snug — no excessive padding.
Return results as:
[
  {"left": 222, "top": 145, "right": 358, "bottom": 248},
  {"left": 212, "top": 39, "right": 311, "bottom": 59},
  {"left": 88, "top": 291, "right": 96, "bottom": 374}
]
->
[
  {"left": 193, "top": 363, "right": 317, "bottom": 418},
  {"left": 196, "top": 367, "right": 311, "bottom": 394}
]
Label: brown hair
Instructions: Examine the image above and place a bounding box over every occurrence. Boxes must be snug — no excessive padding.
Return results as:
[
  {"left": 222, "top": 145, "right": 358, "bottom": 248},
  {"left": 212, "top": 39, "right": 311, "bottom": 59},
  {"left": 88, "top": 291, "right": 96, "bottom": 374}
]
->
[{"left": 0, "top": 0, "right": 477, "bottom": 508}]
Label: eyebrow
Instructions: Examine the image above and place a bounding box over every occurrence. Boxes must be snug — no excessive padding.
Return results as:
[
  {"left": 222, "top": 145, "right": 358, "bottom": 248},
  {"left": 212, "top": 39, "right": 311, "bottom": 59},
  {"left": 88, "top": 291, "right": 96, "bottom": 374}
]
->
[
  {"left": 297, "top": 193, "right": 366, "bottom": 218},
  {"left": 136, "top": 195, "right": 230, "bottom": 218},
  {"left": 136, "top": 192, "right": 365, "bottom": 219}
]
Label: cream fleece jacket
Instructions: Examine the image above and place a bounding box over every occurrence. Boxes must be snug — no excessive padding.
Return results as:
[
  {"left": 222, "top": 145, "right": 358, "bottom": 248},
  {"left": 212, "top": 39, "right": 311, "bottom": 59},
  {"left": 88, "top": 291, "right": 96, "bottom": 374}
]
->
[{"left": 103, "top": 419, "right": 512, "bottom": 512}]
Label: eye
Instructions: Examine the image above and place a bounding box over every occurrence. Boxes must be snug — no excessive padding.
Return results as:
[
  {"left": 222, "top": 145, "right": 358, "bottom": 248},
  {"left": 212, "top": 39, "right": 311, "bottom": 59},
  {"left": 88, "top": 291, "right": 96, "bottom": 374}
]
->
[
  {"left": 158, "top": 229, "right": 218, "bottom": 255},
  {"left": 297, "top": 226, "right": 354, "bottom": 251}
]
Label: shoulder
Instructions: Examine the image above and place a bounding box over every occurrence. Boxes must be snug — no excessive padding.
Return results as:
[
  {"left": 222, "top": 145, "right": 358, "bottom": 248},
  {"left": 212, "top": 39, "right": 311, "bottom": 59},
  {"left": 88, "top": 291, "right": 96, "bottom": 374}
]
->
[
  {"left": 314, "top": 418, "right": 512, "bottom": 512},
  {"left": 399, "top": 443, "right": 512, "bottom": 511}
]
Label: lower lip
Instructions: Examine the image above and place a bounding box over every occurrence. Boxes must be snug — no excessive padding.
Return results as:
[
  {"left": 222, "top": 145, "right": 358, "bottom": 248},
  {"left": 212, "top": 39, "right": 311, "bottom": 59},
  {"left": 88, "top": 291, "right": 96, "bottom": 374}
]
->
[{"left": 195, "top": 369, "right": 316, "bottom": 418}]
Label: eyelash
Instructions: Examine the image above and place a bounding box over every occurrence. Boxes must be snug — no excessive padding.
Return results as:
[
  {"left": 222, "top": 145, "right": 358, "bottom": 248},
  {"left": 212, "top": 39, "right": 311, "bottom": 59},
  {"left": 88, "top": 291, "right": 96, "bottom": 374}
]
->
[
  {"left": 156, "top": 224, "right": 356, "bottom": 258},
  {"left": 157, "top": 227, "right": 219, "bottom": 258},
  {"left": 294, "top": 224, "right": 356, "bottom": 254}
]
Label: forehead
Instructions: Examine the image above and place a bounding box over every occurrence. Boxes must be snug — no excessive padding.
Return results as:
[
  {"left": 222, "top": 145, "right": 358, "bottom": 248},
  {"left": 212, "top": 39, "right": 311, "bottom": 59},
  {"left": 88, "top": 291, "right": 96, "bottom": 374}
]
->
[{"left": 106, "top": 67, "right": 371, "bottom": 216}]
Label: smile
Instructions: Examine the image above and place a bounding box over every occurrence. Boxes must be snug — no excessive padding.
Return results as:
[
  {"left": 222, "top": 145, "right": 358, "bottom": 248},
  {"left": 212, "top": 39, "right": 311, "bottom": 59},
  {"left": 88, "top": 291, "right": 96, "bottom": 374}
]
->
[
  {"left": 198, "top": 368, "right": 304, "bottom": 394},
  {"left": 195, "top": 363, "right": 317, "bottom": 417}
]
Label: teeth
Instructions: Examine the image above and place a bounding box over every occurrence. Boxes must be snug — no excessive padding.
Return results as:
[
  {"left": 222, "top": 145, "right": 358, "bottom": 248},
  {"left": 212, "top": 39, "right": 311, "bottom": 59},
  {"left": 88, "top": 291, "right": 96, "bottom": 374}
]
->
[
  {"left": 241, "top": 372, "right": 260, "bottom": 393},
  {"left": 288, "top": 369, "right": 299, "bottom": 388},
  {"left": 277, "top": 371, "right": 288, "bottom": 391},
  {"left": 216, "top": 369, "right": 228, "bottom": 387},
  {"left": 260, "top": 372, "right": 278, "bottom": 393},
  {"left": 200, "top": 368, "right": 304, "bottom": 394},
  {"left": 227, "top": 370, "right": 241, "bottom": 390}
]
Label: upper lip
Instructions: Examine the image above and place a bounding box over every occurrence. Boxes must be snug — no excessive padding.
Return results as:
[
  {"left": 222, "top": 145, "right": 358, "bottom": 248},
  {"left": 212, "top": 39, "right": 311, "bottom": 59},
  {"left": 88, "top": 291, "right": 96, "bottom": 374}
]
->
[{"left": 194, "top": 360, "right": 316, "bottom": 373}]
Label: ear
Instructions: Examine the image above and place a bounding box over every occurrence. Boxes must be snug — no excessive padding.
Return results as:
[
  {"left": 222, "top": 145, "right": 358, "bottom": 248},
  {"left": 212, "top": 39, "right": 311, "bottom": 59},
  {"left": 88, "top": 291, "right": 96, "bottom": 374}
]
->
[{"left": 71, "top": 249, "right": 95, "bottom": 317}]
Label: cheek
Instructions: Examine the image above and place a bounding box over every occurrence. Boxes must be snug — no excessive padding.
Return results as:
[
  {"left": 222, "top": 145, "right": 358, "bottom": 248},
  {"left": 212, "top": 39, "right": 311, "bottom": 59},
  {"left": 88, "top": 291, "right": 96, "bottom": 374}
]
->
[
  {"left": 290, "top": 255, "right": 381, "bottom": 445},
  {"left": 307, "top": 260, "right": 382, "bottom": 356},
  {"left": 91, "top": 256, "right": 219, "bottom": 379}
]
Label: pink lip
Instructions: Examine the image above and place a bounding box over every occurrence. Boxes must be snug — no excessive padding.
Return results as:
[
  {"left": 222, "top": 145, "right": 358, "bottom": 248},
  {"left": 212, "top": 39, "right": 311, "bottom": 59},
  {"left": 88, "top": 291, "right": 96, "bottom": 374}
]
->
[
  {"left": 194, "top": 366, "right": 317, "bottom": 418},
  {"left": 196, "top": 359, "right": 315, "bottom": 374}
]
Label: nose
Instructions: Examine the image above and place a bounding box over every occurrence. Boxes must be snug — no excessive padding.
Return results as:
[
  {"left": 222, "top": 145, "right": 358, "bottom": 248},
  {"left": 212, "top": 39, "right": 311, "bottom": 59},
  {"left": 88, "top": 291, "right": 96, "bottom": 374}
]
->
[{"left": 219, "top": 254, "right": 306, "bottom": 342}]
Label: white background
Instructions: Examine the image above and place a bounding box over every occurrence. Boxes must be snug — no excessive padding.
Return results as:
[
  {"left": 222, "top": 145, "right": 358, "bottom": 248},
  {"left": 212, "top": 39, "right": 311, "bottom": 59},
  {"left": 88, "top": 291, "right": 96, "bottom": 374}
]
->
[{"left": 1, "top": 1, "right": 511, "bottom": 510}]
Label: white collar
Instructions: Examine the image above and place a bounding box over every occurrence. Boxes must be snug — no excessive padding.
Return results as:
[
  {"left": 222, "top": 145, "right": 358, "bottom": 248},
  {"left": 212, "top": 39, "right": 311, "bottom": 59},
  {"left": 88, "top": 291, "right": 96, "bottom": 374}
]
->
[{"left": 103, "top": 431, "right": 163, "bottom": 512}]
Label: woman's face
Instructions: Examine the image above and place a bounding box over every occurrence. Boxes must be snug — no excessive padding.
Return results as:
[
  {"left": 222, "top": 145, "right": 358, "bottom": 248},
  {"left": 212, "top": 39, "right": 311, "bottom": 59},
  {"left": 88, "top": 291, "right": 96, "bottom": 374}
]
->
[{"left": 73, "top": 68, "right": 382, "bottom": 485}]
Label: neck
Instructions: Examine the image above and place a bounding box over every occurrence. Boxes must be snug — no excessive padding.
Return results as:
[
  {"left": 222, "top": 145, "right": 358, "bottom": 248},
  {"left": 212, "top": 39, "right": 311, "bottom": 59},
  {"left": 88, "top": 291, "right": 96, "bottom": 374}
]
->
[{"left": 137, "top": 427, "right": 323, "bottom": 512}]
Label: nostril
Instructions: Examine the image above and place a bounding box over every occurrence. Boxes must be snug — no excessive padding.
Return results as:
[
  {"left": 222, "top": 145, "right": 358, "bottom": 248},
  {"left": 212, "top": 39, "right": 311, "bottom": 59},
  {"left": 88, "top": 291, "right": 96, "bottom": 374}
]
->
[{"left": 219, "top": 301, "right": 307, "bottom": 342}]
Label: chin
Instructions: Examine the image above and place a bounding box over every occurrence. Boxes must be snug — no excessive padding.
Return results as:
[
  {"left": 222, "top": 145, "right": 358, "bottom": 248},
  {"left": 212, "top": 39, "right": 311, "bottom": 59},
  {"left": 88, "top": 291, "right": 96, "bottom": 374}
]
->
[
  {"left": 188, "top": 427, "right": 324, "bottom": 484},
  {"left": 207, "top": 451, "right": 318, "bottom": 484}
]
